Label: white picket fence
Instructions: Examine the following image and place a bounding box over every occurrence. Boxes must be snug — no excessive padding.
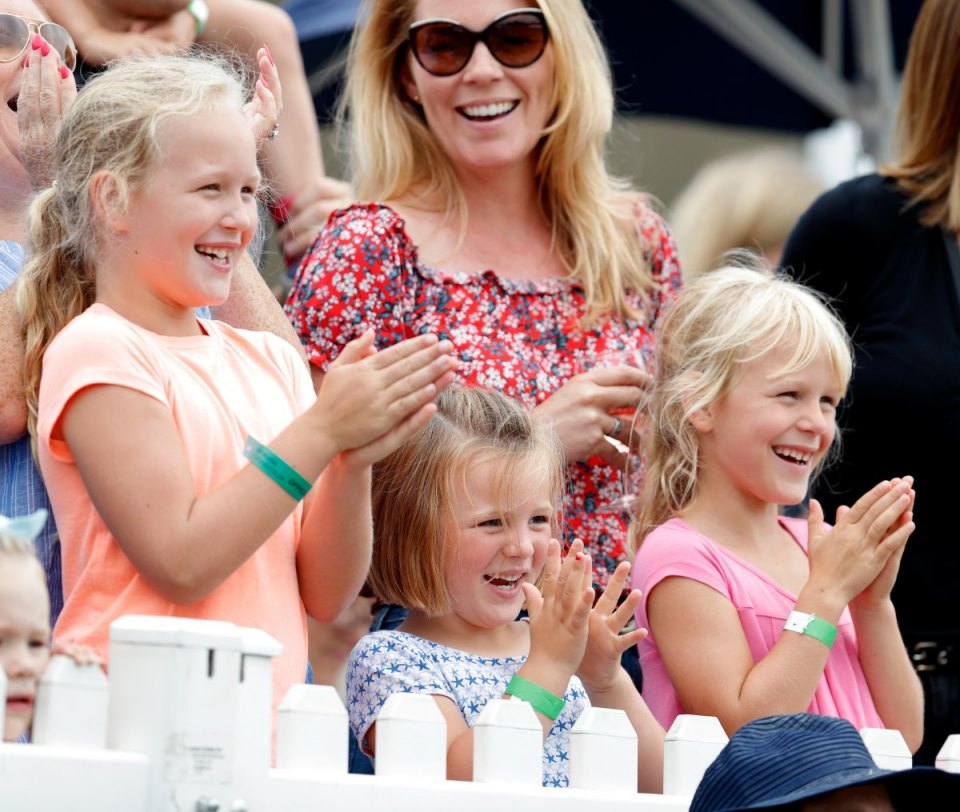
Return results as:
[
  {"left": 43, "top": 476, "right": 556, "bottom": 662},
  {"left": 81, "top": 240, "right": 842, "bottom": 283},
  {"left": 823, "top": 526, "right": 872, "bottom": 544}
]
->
[{"left": 1, "top": 615, "right": 958, "bottom": 812}]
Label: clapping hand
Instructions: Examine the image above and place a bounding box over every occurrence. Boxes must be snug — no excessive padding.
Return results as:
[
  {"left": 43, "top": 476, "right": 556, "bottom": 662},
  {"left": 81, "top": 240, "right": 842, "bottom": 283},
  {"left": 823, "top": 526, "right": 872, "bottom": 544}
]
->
[{"left": 576, "top": 560, "right": 646, "bottom": 693}]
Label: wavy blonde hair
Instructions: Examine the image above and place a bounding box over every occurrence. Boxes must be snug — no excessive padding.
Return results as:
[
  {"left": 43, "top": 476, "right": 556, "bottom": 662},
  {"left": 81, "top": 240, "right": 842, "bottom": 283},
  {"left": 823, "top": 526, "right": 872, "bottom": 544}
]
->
[
  {"left": 370, "top": 386, "right": 564, "bottom": 615},
  {"left": 883, "top": 0, "right": 960, "bottom": 229},
  {"left": 18, "top": 53, "right": 251, "bottom": 454},
  {"left": 629, "top": 260, "right": 853, "bottom": 548},
  {"left": 341, "top": 0, "right": 658, "bottom": 321}
]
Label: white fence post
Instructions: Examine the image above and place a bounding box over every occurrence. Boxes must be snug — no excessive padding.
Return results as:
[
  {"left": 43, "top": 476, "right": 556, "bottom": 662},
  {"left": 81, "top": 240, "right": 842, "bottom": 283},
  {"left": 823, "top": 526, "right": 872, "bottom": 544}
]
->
[
  {"left": 569, "top": 706, "right": 638, "bottom": 792},
  {"left": 276, "top": 684, "right": 349, "bottom": 773},
  {"left": 106, "top": 615, "right": 275, "bottom": 812},
  {"left": 859, "top": 728, "right": 912, "bottom": 771},
  {"left": 663, "top": 714, "right": 728, "bottom": 796},
  {"left": 374, "top": 692, "right": 447, "bottom": 782},
  {"left": 936, "top": 734, "right": 960, "bottom": 773},
  {"left": 233, "top": 626, "right": 283, "bottom": 811},
  {"left": 31, "top": 656, "right": 109, "bottom": 749},
  {"left": 472, "top": 697, "right": 542, "bottom": 787}
]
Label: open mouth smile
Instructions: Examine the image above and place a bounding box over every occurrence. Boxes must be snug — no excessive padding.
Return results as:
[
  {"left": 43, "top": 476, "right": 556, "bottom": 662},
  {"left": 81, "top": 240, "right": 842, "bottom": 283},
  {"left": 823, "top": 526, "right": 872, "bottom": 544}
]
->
[
  {"left": 458, "top": 100, "right": 518, "bottom": 121},
  {"left": 773, "top": 446, "right": 814, "bottom": 466}
]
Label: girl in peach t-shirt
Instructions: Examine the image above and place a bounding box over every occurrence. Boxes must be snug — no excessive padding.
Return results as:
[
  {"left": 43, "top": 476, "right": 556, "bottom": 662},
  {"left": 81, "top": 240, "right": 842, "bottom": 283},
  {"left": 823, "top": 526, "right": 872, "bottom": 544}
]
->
[{"left": 19, "top": 52, "right": 455, "bottom": 716}]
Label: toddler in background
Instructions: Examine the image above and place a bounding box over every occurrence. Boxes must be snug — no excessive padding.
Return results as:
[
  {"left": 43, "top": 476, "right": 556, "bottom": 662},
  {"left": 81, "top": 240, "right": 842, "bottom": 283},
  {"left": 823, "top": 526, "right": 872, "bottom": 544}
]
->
[
  {"left": 630, "top": 265, "right": 923, "bottom": 750},
  {"left": 1, "top": 510, "right": 98, "bottom": 743},
  {"left": 17, "top": 51, "right": 455, "bottom": 718},
  {"left": 347, "top": 387, "right": 664, "bottom": 791}
]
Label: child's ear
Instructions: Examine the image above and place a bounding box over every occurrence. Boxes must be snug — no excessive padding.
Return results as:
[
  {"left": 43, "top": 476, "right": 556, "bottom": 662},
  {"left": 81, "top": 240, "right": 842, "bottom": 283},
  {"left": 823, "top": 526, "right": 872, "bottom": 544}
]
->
[
  {"left": 681, "top": 371, "right": 714, "bottom": 433},
  {"left": 688, "top": 403, "right": 714, "bottom": 433},
  {"left": 89, "top": 170, "right": 128, "bottom": 233}
]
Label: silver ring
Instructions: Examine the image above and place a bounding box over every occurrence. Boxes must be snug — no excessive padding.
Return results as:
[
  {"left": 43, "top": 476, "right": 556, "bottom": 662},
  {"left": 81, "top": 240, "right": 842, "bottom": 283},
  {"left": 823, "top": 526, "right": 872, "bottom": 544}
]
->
[
  {"left": 266, "top": 123, "right": 279, "bottom": 141},
  {"left": 610, "top": 416, "right": 623, "bottom": 437}
]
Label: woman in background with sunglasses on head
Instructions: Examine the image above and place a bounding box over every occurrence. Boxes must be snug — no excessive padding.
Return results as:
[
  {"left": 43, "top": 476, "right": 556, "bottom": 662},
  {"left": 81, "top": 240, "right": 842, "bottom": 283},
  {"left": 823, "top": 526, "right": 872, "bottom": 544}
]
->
[
  {"left": 285, "top": 0, "right": 683, "bottom": 606},
  {"left": 0, "top": 0, "right": 310, "bottom": 632}
]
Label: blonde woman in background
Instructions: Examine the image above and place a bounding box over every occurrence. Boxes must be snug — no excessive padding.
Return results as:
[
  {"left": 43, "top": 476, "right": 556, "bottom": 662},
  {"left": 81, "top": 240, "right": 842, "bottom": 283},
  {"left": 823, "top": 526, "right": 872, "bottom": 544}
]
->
[{"left": 671, "top": 148, "right": 823, "bottom": 281}]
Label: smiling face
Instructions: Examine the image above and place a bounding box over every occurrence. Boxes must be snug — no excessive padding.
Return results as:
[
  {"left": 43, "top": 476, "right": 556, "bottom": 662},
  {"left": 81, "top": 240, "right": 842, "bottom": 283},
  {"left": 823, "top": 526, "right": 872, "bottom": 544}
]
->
[
  {"left": 694, "top": 342, "right": 842, "bottom": 510},
  {"left": 402, "top": 0, "right": 555, "bottom": 181},
  {"left": 442, "top": 455, "right": 554, "bottom": 632},
  {"left": 0, "top": 554, "right": 51, "bottom": 742},
  {"left": 102, "top": 106, "right": 259, "bottom": 319}
]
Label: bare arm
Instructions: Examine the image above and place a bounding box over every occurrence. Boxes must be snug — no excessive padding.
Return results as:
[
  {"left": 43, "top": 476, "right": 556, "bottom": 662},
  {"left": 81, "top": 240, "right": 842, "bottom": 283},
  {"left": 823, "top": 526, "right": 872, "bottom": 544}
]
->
[
  {"left": 43, "top": 0, "right": 180, "bottom": 65},
  {"left": 60, "top": 332, "right": 455, "bottom": 605},
  {"left": 846, "top": 490, "right": 923, "bottom": 751},
  {"left": 0, "top": 286, "right": 26, "bottom": 443},
  {"left": 850, "top": 599, "right": 923, "bottom": 751},
  {"left": 649, "top": 482, "right": 915, "bottom": 736}
]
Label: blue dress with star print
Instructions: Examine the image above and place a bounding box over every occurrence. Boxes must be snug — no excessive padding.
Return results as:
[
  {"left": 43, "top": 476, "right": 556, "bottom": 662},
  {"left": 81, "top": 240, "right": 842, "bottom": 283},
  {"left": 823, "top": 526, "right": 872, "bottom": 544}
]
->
[{"left": 346, "top": 630, "right": 590, "bottom": 787}]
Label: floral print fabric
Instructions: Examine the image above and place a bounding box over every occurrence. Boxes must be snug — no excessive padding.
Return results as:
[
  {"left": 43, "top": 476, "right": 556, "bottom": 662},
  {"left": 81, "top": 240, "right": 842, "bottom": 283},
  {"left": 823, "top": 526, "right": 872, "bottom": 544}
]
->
[{"left": 285, "top": 203, "right": 682, "bottom": 585}]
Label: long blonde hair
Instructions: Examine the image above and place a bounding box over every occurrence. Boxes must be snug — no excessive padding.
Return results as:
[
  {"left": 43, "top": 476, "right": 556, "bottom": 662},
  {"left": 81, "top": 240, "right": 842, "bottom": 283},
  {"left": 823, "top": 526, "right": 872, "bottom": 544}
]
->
[
  {"left": 18, "top": 53, "right": 251, "bottom": 452},
  {"left": 630, "top": 262, "right": 852, "bottom": 548},
  {"left": 370, "top": 386, "right": 563, "bottom": 615},
  {"left": 882, "top": 0, "right": 960, "bottom": 229},
  {"left": 341, "top": 0, "right": 658, "bottom": 321}
]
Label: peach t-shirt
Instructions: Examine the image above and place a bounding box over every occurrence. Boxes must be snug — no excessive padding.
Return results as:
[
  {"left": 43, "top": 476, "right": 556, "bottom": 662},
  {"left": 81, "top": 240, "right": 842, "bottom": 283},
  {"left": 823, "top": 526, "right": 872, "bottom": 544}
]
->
[{"left": 38, "top": 304, "right": 314, "bottom": 716}]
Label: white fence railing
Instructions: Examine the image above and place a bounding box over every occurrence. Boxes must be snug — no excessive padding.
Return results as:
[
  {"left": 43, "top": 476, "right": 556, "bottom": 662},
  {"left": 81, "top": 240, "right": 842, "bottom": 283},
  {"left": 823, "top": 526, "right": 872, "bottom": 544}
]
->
[{"left": 1, "top": 615, "right": 958, "bottom": 812}]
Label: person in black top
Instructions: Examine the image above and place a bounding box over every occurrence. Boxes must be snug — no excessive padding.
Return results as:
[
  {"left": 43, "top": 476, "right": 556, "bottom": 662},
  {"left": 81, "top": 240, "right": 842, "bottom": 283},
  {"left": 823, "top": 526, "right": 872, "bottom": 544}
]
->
[{"left": 780, "top": 0, "right": 960, "bottom": 764}]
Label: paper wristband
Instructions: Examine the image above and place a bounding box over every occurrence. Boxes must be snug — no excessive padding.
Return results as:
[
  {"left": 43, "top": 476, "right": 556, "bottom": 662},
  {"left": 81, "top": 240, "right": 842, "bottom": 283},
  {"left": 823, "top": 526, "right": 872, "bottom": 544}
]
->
[
  {"left": 784, "top": 611, "right": 838, "bottom": 649},
  {"left": 243, "top": 436, "right": 311, "bottom": 501},
  {"left": 505, "top": 674, "right": 565, "bottom": 720}
]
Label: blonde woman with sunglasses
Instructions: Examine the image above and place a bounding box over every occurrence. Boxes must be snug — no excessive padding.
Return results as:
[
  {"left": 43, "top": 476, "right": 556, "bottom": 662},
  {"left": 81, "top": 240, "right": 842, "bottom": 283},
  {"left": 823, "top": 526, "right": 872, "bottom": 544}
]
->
[{"left": 285, "top": 0, "right": 683, "bottom": 600}]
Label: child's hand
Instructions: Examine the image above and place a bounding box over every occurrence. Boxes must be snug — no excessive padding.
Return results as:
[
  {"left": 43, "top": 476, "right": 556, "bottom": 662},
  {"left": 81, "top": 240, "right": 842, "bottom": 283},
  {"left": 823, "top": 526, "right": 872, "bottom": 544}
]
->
[
  {"left": 576, "top": 560, "right": 647, "bottom": 693},
  {"left": 806, "top": 478, "right": 915, "bottom": 607},
  {"left": 522, "top": 539, "right": 594, "bottom": 677},
  {"left": 851, "top": 477, "right": 916, "bottom": 609},
  {"left": 245, "top": 47, "right": 282, "bottom": 144},
  {"left": 315, "top": 330, "right": 457, "bottom": 463},
  {"left": 50, "top": 641, "right": 103, "bottom": 668}
]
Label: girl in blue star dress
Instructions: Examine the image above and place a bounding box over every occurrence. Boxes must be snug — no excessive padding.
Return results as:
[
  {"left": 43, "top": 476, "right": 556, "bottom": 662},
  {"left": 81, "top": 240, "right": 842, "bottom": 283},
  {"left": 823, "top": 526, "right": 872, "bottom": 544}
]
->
[{"left": 346, "top": 387, "right": 664, "bottom": 790}]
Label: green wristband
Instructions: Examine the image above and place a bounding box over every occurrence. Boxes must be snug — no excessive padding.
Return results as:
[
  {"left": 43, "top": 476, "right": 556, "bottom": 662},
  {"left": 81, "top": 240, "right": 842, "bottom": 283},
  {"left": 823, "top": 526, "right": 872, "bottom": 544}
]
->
[
  {"left": 243, "top": 436, "right": 311, "bottom": 501},
  {"left": 784, "top": 611, "right": 838, "bottom": 649},
  {"left": 186, "top": 0, "right": 209, "bottom": 36},
  {"left": 505, "top": 674, "right": 565, "bottom": 720}
]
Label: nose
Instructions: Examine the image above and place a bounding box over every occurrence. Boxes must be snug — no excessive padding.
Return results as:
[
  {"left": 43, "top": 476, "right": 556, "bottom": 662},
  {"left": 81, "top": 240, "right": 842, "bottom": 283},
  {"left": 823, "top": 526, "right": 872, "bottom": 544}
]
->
[
  {"left": 221, "top": 196, "right": 256, "bottom": 233},
  {"left": 2, "top": 640, "right": 43, "bottom": 679},
  {"left": 502, "top": 527, "right": 536, "bottom": 560},
  {"left": 797, "top": 400, "right": 832, "bottom": 436},
  {"left": 461, "top": 41, "right": 505, "bottom": 82}
]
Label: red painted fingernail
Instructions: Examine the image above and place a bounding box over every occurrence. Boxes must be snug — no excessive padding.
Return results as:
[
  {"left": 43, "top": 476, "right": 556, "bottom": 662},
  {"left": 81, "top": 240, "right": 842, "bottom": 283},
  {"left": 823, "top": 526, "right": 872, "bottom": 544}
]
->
[
  {"left": 60, "top": 64, "right": 69, "bottom": 80},
  {"left": 264, "top": 45, "right": 275, "bottom": 66},
  {"left": 24, "top": 53, "right": 29, "bottom": 67},
  {"left": 31, "top": 34, "right": 42, "bottom": 50},
  {"left": 40, "top": 40, "right": 50, "bottom": 57}
]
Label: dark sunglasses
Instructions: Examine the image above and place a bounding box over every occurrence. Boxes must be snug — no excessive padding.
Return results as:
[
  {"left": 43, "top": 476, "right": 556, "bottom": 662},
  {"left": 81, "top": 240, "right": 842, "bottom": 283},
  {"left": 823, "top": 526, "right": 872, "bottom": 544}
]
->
[
  {"left": 0, "top": 13, "right": 76, "bottom": 71},
  {"left": 408, "top": 8, "right": 549, "bottom": 77}
]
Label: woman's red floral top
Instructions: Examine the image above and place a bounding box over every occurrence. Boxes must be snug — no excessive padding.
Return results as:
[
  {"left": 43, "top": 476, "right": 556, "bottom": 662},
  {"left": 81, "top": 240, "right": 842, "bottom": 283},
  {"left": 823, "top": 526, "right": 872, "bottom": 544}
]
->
[{"left": 285, "top": 203, "right": 682, "bottom": 586}]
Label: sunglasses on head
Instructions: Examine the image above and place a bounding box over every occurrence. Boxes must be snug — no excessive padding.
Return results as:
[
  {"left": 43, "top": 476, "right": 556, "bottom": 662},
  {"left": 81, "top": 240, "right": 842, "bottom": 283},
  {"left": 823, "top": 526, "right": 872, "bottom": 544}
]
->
[
  {"left": 0, "top": 13, "right": 76, "bottom": 71},
  {"left": 408, "top": 8, "right": 549, "bottom": 77}
]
